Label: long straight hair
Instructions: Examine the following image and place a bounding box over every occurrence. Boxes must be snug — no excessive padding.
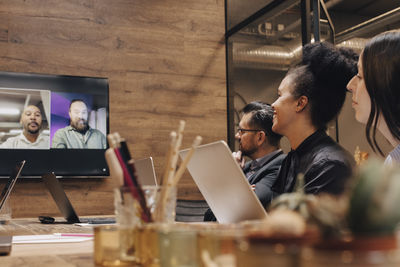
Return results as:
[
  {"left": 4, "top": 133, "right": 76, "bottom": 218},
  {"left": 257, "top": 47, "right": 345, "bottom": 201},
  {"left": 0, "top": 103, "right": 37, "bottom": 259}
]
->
[{"left": 362, "top": 30, "right": 400, "bottom": 155}]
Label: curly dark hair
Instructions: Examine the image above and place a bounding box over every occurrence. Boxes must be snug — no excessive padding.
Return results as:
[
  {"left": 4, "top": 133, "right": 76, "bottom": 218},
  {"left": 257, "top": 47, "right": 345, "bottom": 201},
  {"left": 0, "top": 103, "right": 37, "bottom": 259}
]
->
[{"left": 287, "top": 42, "right": 358, "bottom": 129}]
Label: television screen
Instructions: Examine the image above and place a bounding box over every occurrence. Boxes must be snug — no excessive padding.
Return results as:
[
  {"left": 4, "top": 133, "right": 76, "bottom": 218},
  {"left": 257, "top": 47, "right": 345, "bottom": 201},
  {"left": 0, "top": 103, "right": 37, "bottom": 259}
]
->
[{"left": 0, "top": 71, "right": 109, "bottom": 177}]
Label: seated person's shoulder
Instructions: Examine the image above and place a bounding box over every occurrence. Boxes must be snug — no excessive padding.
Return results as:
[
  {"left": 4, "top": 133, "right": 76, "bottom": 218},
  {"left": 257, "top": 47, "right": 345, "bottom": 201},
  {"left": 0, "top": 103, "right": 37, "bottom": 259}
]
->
[
  {"left": 40, "top": 133, "right": 50, "bottom": 141},
  {"left": 308, "top": 138, "right": 354, "bottom": 166},
  {"left": 97, "top": 129, "right": 106, "bottom": 136},
  {"left": 52, "top": 127, "right": 68, "bottom": 148},
  {"left": 54, "top": 126, "right": 68, "bottom": 134},
  {"left": 90, "top": 128, "right": 105, "bottom": 137},
  {"left": 0, "top": 136, "right": 17, "bottom": 148},
  {"left": 88, "top": 128, "right": 107, "bottom": 149},
  {"left": 275, "top": 152, "right": 287, "bottom": 163},
  {"left": 305, "top": 150, "right": 354, "bottom": 195},
  {"left": 266, "top": 152, "right": 286, "bottom": 171}
]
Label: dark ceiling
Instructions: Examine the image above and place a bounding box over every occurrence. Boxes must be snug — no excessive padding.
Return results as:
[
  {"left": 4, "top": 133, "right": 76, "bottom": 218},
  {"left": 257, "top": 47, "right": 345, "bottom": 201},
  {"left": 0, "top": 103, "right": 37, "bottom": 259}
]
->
[
  {"left": 329, "top": 0, "right": 399, "bottom": 17},
  {"left": 327, "top": 0, "right": 400, "bottom": 34},
  {"left": 228, "top": 0, "right": 400, "bottom": 33}
]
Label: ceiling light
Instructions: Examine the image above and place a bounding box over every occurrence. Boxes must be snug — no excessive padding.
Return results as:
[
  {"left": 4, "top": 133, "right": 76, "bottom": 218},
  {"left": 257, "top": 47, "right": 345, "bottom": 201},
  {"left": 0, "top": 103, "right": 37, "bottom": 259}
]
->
[{"left": 0, "top": 108, "right": 20, "bottom": 115}]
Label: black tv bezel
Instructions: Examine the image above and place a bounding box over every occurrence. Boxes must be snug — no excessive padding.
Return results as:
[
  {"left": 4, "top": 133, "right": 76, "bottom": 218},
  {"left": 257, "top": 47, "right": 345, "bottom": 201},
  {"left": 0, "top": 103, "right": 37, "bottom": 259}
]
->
[{"left": 0, "top": 71, "right": 110, "bottom": 178}]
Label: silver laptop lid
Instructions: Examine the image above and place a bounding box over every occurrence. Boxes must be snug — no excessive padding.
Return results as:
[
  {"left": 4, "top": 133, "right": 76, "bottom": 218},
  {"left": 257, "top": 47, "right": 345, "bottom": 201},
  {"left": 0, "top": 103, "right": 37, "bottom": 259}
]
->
[
  {"left": 179, "top": 140, "right": 267, "bottom": 223},
  {"left": 42, "top": 173, "right": 115, "bottom": 224},
  {"left": 0, "top": 160, "right": 25, "bottom": 211},
  {"left": 135, "top": 157, "right": 157, "bottom": 186},
  {"left": 42, "top": 173, "right": 80, "bottom": 223}
]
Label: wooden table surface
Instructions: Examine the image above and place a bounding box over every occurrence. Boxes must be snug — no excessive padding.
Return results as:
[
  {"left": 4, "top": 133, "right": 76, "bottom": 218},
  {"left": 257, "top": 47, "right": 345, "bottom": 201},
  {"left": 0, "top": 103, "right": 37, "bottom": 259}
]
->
[
  {"left": 0, "top": 218, "right": 97, "bottom": 267},
  {"left": 3, "top": 218, "right": 400, "bottom": 267}
]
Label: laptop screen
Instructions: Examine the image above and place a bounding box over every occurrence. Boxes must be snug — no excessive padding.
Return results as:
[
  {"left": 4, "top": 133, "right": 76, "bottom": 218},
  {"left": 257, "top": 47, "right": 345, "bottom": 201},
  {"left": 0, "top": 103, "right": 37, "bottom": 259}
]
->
[
  {"left": 179, "top": 141, "right": 267, "bottom": 223},
  {"left": 0, "top": 160, "right": 25, "bottom": 211}
]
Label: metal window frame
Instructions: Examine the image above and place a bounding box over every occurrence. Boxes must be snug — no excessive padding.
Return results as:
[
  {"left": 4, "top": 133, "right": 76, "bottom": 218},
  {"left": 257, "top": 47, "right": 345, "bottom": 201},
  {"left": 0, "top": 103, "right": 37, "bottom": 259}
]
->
[{"left": 225, "top": 0, "right": 334, "bottom": 148}]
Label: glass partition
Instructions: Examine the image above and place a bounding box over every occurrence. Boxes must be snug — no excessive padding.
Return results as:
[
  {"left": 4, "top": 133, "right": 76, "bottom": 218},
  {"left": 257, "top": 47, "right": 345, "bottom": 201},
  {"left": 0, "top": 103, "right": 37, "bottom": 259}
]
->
[
  {"left": 226, "top": 0, "right": 400, "bottom": 156},
  {"left": 226, "top": 0, "right": 318, "bottom": 152}
]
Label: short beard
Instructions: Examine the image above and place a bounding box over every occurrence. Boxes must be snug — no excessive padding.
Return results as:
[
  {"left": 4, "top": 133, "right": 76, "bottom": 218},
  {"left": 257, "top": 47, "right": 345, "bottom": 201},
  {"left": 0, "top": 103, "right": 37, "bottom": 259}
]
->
[
  {"left": 27, "top": 123, "right": 40, "bottom": 135},
  {"left": 27, "top": 128, "right": 40, "bottom": 135},
  {"left": 240, "top": 144, "right": 258, "bottom": 158},
  {"left": 72, "top": 120, "right": 88, "bottom": 133}
]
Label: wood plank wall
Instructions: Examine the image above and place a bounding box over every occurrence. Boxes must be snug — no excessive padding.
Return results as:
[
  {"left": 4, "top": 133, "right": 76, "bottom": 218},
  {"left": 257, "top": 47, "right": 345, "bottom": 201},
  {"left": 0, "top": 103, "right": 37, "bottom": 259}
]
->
[{"left": 0, "top": 0, "right": 226, "bottom": 218}]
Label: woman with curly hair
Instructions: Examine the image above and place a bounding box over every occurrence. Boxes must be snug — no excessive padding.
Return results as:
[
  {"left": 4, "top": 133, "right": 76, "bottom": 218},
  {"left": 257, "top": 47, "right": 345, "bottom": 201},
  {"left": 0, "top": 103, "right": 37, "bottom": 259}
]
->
[{"left": 271, "top": 42, "right": 358, "bottom": 198}]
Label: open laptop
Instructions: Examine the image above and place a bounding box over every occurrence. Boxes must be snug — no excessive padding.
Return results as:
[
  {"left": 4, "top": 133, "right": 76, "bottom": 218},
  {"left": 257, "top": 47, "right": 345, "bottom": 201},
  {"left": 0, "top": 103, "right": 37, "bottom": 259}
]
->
[
  {"left": 0, "top": 160, "right": 26, "bottom": 256},
  {"left": 41, "top": 173, "right": 115, "bottom": 224},
  {"left": 135, "top": 157, "right": 158, "bottom": 186},
  {"left": 179, "top": 141, "right": 267, "bottom": 224},
  {"left": 0, "top": 160, "right": 25, "bottom": 212},
  {"left": 41, "top": 156, "right": 157, "bottom": 224}
]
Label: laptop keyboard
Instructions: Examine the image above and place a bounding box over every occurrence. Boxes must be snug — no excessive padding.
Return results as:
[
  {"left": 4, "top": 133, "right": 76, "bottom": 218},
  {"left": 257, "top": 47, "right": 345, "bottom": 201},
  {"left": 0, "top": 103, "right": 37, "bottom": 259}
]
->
[{"left": 79, "top": 217, "right": 116, "bottom": 224}]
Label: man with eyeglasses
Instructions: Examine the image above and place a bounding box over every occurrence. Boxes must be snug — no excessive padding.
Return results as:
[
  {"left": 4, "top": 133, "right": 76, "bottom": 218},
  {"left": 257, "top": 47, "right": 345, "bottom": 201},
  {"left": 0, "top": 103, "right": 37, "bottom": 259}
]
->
[{"left": 204, "top": 101, "right": 286, "bottom": 221}]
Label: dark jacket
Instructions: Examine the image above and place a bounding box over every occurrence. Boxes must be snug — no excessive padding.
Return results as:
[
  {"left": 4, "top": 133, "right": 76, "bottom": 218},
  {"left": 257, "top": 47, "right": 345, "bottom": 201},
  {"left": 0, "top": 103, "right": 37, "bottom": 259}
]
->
[
  {"left": 204, "top": 150, "right": 286, "bottom": 222},
  {"left": 243, "top": 150, "right": 286, "bottom": 207},
  {"left": 272, "top": 129, "right": 354, "bottom": 197}
]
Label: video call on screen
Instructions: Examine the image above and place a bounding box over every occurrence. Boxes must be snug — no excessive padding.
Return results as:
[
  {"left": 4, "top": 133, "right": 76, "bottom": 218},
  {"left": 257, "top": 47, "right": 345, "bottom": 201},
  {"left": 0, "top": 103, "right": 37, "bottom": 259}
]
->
[{"left": 0, "top": 72, "right": 109, "bottom": 151}]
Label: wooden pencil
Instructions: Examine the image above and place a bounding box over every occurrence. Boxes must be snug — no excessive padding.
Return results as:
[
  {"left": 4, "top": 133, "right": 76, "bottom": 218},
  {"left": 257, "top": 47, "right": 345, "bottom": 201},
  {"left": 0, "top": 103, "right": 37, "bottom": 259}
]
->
[
  {"left": 166, "top": 120, "right": 185, "bottom": 185},
  {"left": 154, "top": 120, "right": 185, "bottom": 222},
  {"left": 171, "top": 136, "right": 202, "bottom": 186},
  {"left": 160, "top": 131, "right": 177, "bottom": 186}
]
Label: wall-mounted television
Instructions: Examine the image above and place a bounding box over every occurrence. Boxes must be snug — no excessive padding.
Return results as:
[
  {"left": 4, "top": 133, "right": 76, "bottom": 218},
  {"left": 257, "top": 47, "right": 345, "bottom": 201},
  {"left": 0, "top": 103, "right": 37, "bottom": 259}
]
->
[{"left": 0, "top": 71, "right": 109, "bottom": 177}]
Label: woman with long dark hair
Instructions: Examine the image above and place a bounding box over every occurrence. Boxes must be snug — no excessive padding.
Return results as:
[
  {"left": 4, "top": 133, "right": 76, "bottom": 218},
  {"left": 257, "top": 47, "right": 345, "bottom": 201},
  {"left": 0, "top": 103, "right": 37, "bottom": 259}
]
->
[
  {"left": 347, "top": 30, "right": 400, "bottom": 165},
  {"left": 271, "top": 42, "right": 358, "bottom": 197}
]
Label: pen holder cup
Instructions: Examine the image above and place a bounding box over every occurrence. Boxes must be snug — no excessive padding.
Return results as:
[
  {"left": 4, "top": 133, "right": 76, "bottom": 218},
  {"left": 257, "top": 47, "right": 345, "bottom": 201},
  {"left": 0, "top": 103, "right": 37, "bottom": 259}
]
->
[
  {"left": 135, "top": 223, "right": 200, "bottom": 267},
  {"left": 114, "top": 185, "right": 154, "bottom": 226},
  {"left": 197, "top": 227, "right": 248, "bottom": 267},
  {"left": 94, "top": 225, "right": 131, "bottom": 267},
  {"left": 158, "top": 225, "right": 200, "bottom": 267},
  {"left": 152, "top": 184, "right": 177, "bottom": 224},
  {"left": 113, "top": 185, "right": 177, "bottom": 265}
]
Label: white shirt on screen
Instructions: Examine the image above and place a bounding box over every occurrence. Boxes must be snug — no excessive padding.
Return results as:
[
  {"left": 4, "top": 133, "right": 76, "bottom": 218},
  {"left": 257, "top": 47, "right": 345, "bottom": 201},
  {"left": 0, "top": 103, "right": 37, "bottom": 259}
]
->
[{"left": 0, "top": 132, "right": 49, "bottom": 149}]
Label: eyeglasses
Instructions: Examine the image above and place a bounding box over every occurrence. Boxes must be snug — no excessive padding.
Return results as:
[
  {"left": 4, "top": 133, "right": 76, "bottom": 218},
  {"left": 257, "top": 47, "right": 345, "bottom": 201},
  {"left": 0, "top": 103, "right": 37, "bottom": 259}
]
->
[{"left": 236, "top": 128, "right": 264, "bottom": 135}]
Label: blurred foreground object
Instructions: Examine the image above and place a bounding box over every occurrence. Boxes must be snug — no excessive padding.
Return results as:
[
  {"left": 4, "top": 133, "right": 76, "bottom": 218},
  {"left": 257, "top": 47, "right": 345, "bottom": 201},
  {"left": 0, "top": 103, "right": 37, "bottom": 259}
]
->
[
  {"left": 270, "top": 174, "right": 348, "bottom": 239},
  {"left": 348, "top": 159, "right": 400, "bottom": 236},
  {"left": 354, "top": 146, "right": 369, "bottom": 166}
]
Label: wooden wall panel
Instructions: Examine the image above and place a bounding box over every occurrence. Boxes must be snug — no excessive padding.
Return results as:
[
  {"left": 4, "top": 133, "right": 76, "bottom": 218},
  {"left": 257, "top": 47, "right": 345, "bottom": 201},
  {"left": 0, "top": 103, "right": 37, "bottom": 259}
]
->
[{"left": 0, "top": 0, "right": 226, "bottom": 217}]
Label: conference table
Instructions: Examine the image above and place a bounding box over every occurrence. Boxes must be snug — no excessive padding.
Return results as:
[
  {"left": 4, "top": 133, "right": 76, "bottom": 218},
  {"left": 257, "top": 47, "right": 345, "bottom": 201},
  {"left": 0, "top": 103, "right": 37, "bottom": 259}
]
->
[
  {"left": 0, "top": 217, "right": 96, "bottom": 267},
  {"left": 2, "top": 218, "right": 400, "bottom": 267}
]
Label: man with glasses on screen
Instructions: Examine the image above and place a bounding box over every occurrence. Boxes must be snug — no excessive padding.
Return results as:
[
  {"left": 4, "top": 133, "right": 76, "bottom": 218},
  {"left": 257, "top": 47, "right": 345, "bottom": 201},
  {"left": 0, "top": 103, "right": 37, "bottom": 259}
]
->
[
  {"left": 0, "top": 105, "right": 49, "bottom": 149},
  {"left": 52, "top": 99, "right": 106, "bottom": 149},
  {"left": 204, "top": 101, "right": 286, "bottom": 221}
]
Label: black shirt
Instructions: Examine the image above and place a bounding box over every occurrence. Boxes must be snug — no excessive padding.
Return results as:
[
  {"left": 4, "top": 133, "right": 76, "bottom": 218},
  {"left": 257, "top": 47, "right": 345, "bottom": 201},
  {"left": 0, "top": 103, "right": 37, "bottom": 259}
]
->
[{"left": 272, "top": 129, "right": 354, "bottom": 197}]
